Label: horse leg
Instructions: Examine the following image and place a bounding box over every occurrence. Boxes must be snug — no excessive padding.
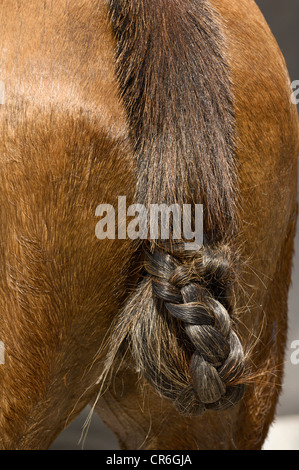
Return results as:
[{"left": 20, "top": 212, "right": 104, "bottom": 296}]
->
[
  {"left": 234, "top": 210, "right": 298, "bottom": 449},
  {"left": 92, "top": 368, "right": 244, "bottom": 450}
]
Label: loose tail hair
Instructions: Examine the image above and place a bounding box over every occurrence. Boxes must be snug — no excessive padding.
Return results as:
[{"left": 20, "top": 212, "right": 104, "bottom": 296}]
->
[{"left": 102, "top": 0, "right": 247, "bottom": 415}]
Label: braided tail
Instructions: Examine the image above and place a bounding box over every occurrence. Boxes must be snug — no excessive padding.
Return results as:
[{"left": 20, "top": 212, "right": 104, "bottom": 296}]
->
[
  {"left": 98, "top": 243, "right": 247, "bottom": 416},
  {"left": 141, "top": 244, "right": 246, "bottom": 415},
  {"left": 104, "top": 0, "right": 248, "bottom": 415}
]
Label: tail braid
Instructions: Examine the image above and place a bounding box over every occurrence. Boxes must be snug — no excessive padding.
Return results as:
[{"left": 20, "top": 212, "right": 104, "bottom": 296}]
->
[
  {"left": 105, "top": 0, "right": 246, "bottom": 417},
  {"left": 145, "top": 244, "right": 246, "bottom": 414}
]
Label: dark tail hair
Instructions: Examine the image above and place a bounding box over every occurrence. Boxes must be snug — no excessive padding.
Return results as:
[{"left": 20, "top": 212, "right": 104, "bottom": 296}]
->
[{"left": 101, "top": 0, "right": 247, "bottom": 415}]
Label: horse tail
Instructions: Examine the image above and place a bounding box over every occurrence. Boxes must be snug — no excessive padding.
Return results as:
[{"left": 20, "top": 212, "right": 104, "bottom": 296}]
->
[{"left": 104, "top": 0, "right": 247, "bottom": 415}]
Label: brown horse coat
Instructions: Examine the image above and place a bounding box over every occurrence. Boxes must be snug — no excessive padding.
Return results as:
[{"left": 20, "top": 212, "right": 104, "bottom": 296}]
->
[{"left": 0, "top": 0, "right": 297, "bottom": 449}]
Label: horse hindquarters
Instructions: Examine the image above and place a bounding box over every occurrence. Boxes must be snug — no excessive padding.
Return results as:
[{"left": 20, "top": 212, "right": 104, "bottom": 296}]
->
[{"left": 92, "top": 0, "right": 299, "bottom": 450}]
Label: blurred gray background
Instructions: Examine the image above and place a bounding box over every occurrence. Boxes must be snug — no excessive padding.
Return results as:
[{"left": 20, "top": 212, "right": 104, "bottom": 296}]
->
[{"left": 51, "top": 0, "right": 299, "bottom": 450}]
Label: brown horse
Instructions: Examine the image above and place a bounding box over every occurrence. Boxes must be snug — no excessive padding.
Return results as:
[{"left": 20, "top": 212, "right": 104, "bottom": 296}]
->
[{"left": 0, "top": 0, "right": 297, "bottom": 450}]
